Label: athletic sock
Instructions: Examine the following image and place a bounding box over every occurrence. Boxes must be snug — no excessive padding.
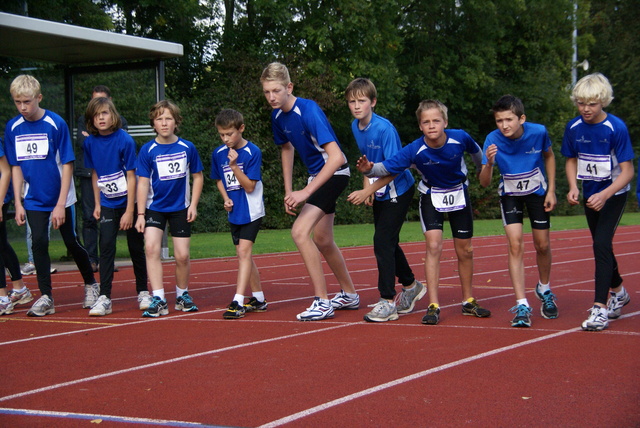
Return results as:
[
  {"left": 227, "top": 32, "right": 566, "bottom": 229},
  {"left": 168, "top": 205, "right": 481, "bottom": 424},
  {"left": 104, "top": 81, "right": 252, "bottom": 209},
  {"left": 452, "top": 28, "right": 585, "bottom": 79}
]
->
[
  {"left": 175, "top": 286, "right": 186, "bottom": 297},
  {"left": 615, "top": 286, "right": 627, "bottom": 297},
  {"left": 153, "top": 289, "right": 166, "bottom": 301},
  {"left": 346, "top": 292, "right": 358, "bottom": 299},
  {"left": 537, "top": 282, "right": 550, "bottom": 294},
  {"left": 233, "top": 294, "right": 244, "bottom": 305},
  {"left": 252, "top": 291, "right": 265, "bottom": 302},
  {"left": 517, "top": 298, "right": 529, "bottom": 307}
]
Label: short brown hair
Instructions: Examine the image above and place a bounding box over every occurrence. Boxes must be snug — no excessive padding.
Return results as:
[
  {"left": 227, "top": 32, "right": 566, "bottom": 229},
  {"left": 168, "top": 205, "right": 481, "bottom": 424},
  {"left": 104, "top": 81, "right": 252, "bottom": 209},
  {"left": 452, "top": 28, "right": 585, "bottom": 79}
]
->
[
  {"left": 149, "top": 100, "right": 183, "bottom": 133},
  {"left": 345, "top": 78, "right": 377, "bottom": 101},
  {"left": 215, "top": 109, "right": 244, "bottom": 130},
  {"left": 84, "top": 97, "right": 122, "bottom": 135}
]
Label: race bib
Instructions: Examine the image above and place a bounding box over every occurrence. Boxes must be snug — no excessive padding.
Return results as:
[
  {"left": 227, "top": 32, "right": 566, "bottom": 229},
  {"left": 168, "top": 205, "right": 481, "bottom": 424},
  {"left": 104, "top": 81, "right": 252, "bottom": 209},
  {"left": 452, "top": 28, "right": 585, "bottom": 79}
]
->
[
  {"left": 223, "top": 164, "right": 243, "bottom": 191},
  {"left": 368, "top": 177, "right": 387, "bottom": 198},
  {"left": 97, "top": 170, "right": 128, "bottom": 198},
  {"left": 503, "top": 168, "right": 543, "bottom": 196},
  {"left": 15, "top": 133, "right": 49, "bottom": 161},
  {"left": 577, "top": 153, "right": 611, "bottom": 181},
  {"left": 431, "top": 183, "right": 466, "bottom": 212},
  {"left": 157, "top": 151, "right": 187, "bottom": 181}
]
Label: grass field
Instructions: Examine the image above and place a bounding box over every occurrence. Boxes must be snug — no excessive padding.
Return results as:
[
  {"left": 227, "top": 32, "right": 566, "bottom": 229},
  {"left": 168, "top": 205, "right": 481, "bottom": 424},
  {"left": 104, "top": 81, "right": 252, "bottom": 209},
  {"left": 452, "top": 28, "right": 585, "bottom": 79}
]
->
[{"left": 9, "top": 212, "right": 640, "bottom": 262}]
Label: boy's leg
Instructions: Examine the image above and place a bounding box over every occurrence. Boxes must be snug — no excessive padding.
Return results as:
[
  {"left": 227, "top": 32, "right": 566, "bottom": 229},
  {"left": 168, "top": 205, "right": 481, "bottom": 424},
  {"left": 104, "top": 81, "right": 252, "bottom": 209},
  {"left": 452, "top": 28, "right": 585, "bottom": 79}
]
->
[
  {"left": 172, "top": 236, "right": 191, "bottom": 290},
  {"left": 453, "top": 237, "right": 474, "bottom": 301},
  {"left": 58, "top": 206, "right": 96, "bottom": 285},
  {"left": 424, "top": 229, "right": 443, "bottom": 305},
  {"left": 98, "top": 207, "right": 119, "bottom": 298},
  {"left": 27, "top": 210, "right": 54, "bottom": 297},
  {"left": 126, "top": 222, "right": 148, "bottom": 294},
  {"left": 504, "top": 223, "right": 526, "bottom": 300},
  {"left": 80, "top": 176, "right": 99, "bottom": 267},
  {"left": 290, "top": 204, "right": 332, "bottom": 299},
  {"left": 531, "top": 228, "right": 551, "bottom": 285},
  {"left": 236, "top": 239, "right": 256, "bottom": 297},
  {"left": 311, "top": 211, "right": 357, "bottom": 295},
  {"left": 0, "top": 205, "right": 22, "bottom": 285},
  {"left": 143, "top": 226, "right": 164, "bottom": 292}
]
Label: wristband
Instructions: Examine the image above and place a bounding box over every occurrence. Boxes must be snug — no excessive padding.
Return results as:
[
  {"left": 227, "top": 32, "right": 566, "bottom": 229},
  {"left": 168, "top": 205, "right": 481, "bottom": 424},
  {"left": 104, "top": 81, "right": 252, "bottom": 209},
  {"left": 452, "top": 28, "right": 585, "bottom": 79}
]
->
[{"left": 137, "top": 213, "right": 145, "bottom": 216}]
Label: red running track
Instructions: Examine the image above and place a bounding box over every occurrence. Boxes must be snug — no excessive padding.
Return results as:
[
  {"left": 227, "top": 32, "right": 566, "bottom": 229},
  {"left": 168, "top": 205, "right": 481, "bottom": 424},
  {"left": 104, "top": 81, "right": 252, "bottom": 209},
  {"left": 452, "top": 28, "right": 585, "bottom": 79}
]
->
[{"left": 1, "top": 226, "right": 639, "bottom": 427}]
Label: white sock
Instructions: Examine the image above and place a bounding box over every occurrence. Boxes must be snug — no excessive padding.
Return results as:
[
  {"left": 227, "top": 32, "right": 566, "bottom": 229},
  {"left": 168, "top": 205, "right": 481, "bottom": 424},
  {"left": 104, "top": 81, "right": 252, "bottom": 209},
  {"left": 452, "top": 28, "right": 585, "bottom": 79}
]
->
[
  {"left": 233, "top": 294, "right": 244, "bottom": 305},
  {"left": 252, "top": 291, "right": 265, "bottom": 302},
  {"left": 537, "top": 282, "right": 550, "bottom": 293},
  {"left": 175, "top": 286, "right": 186, "bottom": 297},
  {"left": 517, "top": 298, "right": 529, "bottom": 307},
  {"left": 346, "top": 292, "right": 358, "bottom": 299},
  {"left": 615, "top": 286, "right": 626, "bottom": 297},
  {"left": 152, "top": 289, "right": 166, "bottom": 301}
]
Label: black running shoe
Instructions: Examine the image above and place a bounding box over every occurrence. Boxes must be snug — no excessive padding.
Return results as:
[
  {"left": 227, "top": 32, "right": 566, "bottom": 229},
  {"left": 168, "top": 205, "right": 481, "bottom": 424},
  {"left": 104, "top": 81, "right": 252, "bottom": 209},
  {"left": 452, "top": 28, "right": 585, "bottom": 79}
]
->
[
  {"left": 421, "top": 303, "right": 440, "bottom": 325},
  {"left": 244, "top": 297, "right": 268, "bottom": 312},
  {"left": 223, "top": 301, "right": 246, "bottom": 319}
]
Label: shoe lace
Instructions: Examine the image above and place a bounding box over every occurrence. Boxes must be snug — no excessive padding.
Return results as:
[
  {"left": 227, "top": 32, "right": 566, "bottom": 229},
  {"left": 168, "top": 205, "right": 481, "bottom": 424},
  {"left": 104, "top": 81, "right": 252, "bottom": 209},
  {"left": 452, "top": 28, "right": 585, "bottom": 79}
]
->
[
  {"left": 148, "top": 297, "right": 163, "bottom": 310},
  {"left": 541, "top": 292, "right": 557, "bottom": 309},
  {"left": 180, "top": 292, "right": 193, "bottom": 305},
  {"left": 510, "top": 304, "right": 531, "bottom": 316}
]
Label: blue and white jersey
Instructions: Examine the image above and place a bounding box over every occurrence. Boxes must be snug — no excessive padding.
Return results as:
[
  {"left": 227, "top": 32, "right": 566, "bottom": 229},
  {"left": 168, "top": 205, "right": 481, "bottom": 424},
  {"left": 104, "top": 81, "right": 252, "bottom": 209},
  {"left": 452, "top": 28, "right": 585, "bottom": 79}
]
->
[
  {"left": 482, "top": 122, "right": 552, "bottom": 197},
  {"left": 136, "top": 138, "right": 204, "bottom": 212},
  {"left": 84, "top": 129, "right": 137, "bottom": 209},
  {"left": 211, "top": 141, "right": 265, "bottom": 225},
  {"left": 382, "top": 129, "right": 481, "bottom": 195},
  {"left": 352, "top": 113, "right": 414, "bottom": 201},
  {"left": 561, "top": 113, "right": 634, "bottom": 199},
  {"left": 271, "top": 97, "right": 349, "bottom": 177},
  {"left": 4, "top": 110, "right": 76, "bottom": 211}
]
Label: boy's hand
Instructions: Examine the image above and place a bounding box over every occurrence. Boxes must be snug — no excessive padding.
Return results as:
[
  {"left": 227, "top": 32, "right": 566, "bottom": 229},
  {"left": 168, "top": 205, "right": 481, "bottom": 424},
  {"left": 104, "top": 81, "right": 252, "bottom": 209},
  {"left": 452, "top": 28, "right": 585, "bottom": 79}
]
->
[
  {"left": 52, "top": 204, "right": 65, "bottom": 229},
  {"left": 224, "top": 199, "right": 234, "bottom": 212},
  {"left": 135, "top": 215, "right": 146, "bottom": 234},
  {"left": 485, "top": 144, "right": 497, "bottom": 165},
  {"left": 120, "top": 211, "right": 133, "bottom": 230},
  {"left": 585, "top": 192, "right": 607, "bottom": 212},
  {"left": 283, "top": 191, "right": 305, "bottom": 216},
  {"left": 347, "top": 189, "right": 373, "bottom": 206},
  {"left": 544, "top": 191, "right": 557, "bottom": 212},
  {"left": 186, "top": 205, "right": 198, "bottom": 223},
  {"left": 93, "top": 206, "right": 101, "bottom": 221},
  {"left": 356, "top": 155, "right": 374, "bottom": 174},
  {"left": 567, "top": 188, "right": 580, "bottom": 206},
  {"left": 227, "top": 148, "right": 238, "bottom": 166},
  {"left": 14, "top": 205, "right": 26, "bottom": 226}
]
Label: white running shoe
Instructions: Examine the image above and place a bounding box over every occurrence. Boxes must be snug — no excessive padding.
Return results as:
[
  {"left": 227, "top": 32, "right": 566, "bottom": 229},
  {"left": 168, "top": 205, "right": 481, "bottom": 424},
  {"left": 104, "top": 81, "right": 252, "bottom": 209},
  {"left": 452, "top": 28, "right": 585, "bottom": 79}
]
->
[
  {"left": 606, "top": 288, "right": 630, "bottom": 319},
  {"left": 89, "top": 295, "right": 112, "bottom": 316},
  {"left": 396, "top": 280, "right": 426, "bottom": 314},
  {"left": 364, "top": 299, "right": 399, "bottom": 322},
  {"left": 138, "top": 291, "right": 153, "bottom": 311},
  {"left": 297, "top": 297, "right": 335, "bottom": 321},
  {"left": 582, "top": 305, "right": 609, "bottom": 331},
  {"left": 330, "top": 290, "right": 360, "bottom": 310},
  {"left": 83, "top": 283, "right": 100, "bottom": 308},
  {"left": 27, "top": 295, "right": 55, "bottom": 317}
]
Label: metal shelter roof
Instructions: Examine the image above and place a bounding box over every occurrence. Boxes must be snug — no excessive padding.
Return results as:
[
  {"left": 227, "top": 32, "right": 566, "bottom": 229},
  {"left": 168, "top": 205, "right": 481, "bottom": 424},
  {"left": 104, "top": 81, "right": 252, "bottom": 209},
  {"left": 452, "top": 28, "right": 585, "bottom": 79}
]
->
[{"left": 0, "top": 12, "right": 183, "bottom": 65}]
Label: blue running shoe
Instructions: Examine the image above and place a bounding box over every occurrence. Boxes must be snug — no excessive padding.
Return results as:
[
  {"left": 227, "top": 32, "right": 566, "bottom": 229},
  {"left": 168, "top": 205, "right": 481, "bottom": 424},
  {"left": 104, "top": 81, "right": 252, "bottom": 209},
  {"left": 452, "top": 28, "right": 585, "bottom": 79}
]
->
[
  {"left": 175, "top": 291, "right": 198, "bottom": 312},
  {"left": 510, "top": 304, "right": 532, "bottom": 327},
  {"left": 535, "top": 284, "right": 558, "bottom": 319},
  {"left": 142, "top": 296, "right": 169, "bottom": 318}
]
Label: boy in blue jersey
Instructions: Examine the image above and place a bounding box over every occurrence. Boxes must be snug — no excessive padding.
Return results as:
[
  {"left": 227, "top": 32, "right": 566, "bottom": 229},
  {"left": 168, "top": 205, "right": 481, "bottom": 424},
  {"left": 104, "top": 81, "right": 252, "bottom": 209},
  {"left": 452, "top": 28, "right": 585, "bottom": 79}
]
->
[
  {"left": 344, "top": 78, "right": 424, "bottom": 322},
  {"left": 479, "top": 95, "right": 557, "bottom": 328},
  {"left": 211, "top": 109, "right": 267, "bottom": 319},
  {"left": 82, "top": 97, "right": 150, "bottom": 316},
  {"left": 358, "top": 99, "right": 491, "bottom": 325},
  {"left": 0, "top": 139, "right": 29, "bottom": 315},
  {"left": 4, "top": 75, "right": 99, "bottom": 317},
  {"left": 135, "top": 100, "right": 204, "bottom": 318},
  {"left": 561, "top": 73, "right": 635, "bottom": 331},
  {"left": 261, "top": 62, "right": 359, "bottom": 321}
]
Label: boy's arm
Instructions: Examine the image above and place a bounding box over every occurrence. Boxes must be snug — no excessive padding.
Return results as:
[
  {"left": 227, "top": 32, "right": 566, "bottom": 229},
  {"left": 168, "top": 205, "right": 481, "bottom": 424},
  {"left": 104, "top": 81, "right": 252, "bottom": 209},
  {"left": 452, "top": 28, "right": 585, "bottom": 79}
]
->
[
  {"left": 542, "top": 148, "right": 557, "bottom": 212},
  {"left": 285, "top": 141, "right": 343, "bottom": 211},
  {"left": 565, "top": 157, "right": 580, "bottom": 205},
  {"left": 280, "top": 142, "right": 296, "bottom": 215},
  {"left": 479, "top": 144, "right": 497, "bottom": 188},
  {"left": 11, "top": 166, "right": 26, "bottom": 225},
  {"left": 135, "top": 176, "right": 150, "bottom": 233},
  {"left": 52, "top": 162, "right": 73, "bottom": 229},
  {"left": 216, "top": 179, "right": 234, "bottom": 212},
  {"left": 347, "top": 174, "right": 396, "bottom": 206},
  {"left": 585, "top": 160, "right": 634, "bottom": 212},
  {"left": 228, "top": 148, "right": 257, "bottom": 193},
  {"left": 120, "top": 170, "right": 137, "bottom": 230},
  {"left": 91, "top": 170, "right": 101, "bottom": 221},
  {"left": 187, "top": 171, "right": 204, "bottom": 223},
  {"left": 0, "top": 157, "right": 11, "bottom": 221}
]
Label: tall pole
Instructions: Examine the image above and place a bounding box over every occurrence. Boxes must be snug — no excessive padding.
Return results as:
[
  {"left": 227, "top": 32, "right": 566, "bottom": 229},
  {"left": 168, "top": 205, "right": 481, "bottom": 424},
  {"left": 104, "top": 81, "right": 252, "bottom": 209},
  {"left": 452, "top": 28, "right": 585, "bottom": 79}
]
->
[{"left": 572, "top": 0, "right": 578, "bottom": 86}]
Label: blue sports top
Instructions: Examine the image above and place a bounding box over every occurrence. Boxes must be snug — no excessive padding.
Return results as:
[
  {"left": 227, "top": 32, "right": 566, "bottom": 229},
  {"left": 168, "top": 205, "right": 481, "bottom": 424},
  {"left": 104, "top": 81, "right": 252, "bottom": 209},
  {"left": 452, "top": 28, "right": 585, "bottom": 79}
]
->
[
  {"left": 271, "top": 97, "right": 349, "bottom": 176},
  {"left": 561, "top": 113, "right": 634, "bottom": 198},
  {"left": 482, "top": 122, "right": 552, "bottom": 197},
  {"left": 211, "top": 141, "right": 265, "bottom": 225},
  {"left": 136, "top": 138, "right": 204, "bottom": 212},
  {"left": 4, "top": 110, "right": 77, "bottom": 211},
  {"left": 83, "top": 128, "right": 138, "bottom": 209},
  {"left": 380, "top": 129, "right": 481, "bottom": 195},
  {"left": 351, "top": 113, "right": 414, "bottom": 201}
]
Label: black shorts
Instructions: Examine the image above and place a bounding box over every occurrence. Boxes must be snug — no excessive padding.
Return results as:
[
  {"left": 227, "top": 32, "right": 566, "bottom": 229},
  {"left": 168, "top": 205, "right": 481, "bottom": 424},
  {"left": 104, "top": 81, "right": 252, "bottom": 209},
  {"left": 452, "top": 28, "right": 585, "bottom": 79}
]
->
[
  {"left": 230, "top": 217, "right": 262, "bottom": 246},
  {"left": 307, "top": 174, "right": 349, "bottom": 214},
  {"left": 500, "top": 194, "right": 550, "bottom": 230},
  {"left": 145, "top": 208, "right": 191, "bottom": 237},
  {"left": 419, "top": 188, "right": 473, "bottom": 239}
]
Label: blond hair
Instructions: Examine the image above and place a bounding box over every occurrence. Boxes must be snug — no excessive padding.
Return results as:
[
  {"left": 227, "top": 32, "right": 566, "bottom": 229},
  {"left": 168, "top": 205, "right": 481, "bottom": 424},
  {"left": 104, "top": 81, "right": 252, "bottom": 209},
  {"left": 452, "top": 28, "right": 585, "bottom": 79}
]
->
[
  {"left": 10, "top": 74, "right": 41, "bottom": 98},
  {"left": 260, "top": 62, "right": 291, "bottom": 86},
  {"left": 571, "top": 73, "right": 614, "bottom": 107},
  {"left": 416, "top": 99, "right": 448, "bottom": 124}
]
